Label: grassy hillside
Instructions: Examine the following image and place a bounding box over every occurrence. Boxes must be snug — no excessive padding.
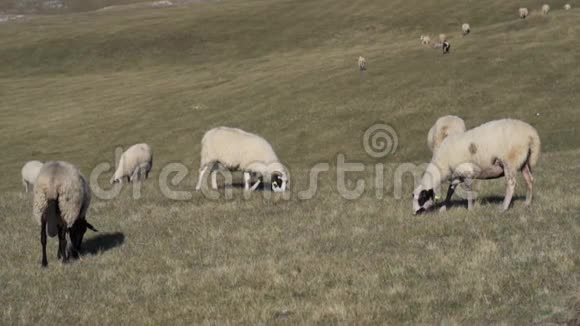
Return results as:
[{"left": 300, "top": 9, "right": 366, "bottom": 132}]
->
[{"left": 1, "top": 0, "right": 580, "bottom": 324}]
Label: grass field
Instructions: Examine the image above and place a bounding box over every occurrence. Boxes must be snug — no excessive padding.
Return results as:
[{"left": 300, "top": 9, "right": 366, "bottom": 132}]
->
[{"left": 1, "top": 0, "right": 580, "bottom": 324}]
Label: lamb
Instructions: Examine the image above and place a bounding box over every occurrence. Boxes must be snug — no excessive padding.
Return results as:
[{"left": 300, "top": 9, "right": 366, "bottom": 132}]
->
[
  {"left": 33, "top": 161, "right": 97, "bottom": 267},
  {"left": 358, "top": 56, "right": 367, "bottom": 71},
  {"left": 519, "top": 7, "right": 529, "bottom": 19},
  {"left": 420, "top": 35, "right": 431, "bottom": 45},
  {"left": 110, "top": 143, "right": 153, "bottom": 184},
  {"left": 195, "top": 127, "right": 289, "bottom": 192},
  {"left": 427, "top": 115, "right": 466, "bottom": 153},
  {"left": 413, "top": 119, "right": 541, "bottom": 214},
  {"left": 21, "top": 160, "right": 44, "bottom": 192},
  {"left": 462, "top": 23, "right": 470, "bottom": 36},
  {"left": 564, "top": 4, "right": 571, "bottom": 10},
  {"left": 542, "top": 4, "right": 550, "bottom": 15}
]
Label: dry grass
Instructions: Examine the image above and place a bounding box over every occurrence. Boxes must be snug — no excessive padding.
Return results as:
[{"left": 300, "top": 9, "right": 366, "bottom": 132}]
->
[{"left": 1, "top": 0, "right": 580, "bottom": 324}]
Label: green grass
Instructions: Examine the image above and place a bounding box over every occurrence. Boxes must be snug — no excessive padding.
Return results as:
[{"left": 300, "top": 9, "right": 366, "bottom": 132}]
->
[{"left": 1, "top": 0, "right": 580, "bottom": 324}]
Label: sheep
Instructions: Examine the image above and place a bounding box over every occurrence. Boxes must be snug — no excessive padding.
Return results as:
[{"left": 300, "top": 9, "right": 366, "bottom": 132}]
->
[
  {"left": 438, "top": 33, "right": 446, "bottom": 43},
  {"left": 442, "top": 40, "right": 451, "bottom": 54},
  {"left": 21, "top": 160, "right": 43, "bottom": 192},
  {"left": 420, "top": 35, "right": 431, "bottom": 45},
  {"left": 110, "top": 143, "right": 153, "bottom": 184},
  {"left": 462, "top": 23, "right": 470, "bottom": 36},
  {"left": 519, "top": 7, "right": 529, "bottom": 19},
  {"left": 195, "top": 127, "right": 289, "bottom": 192},
  {"left": 564, "top": 4, "right": 571, "bottom": 10},
  {"left": 33, "top": 161, "right": 97, "bottom": 267},
  {"left": 358, "top": 56, "right": 367, "bottom": 71},
  {"left": 413, "top": 119, "right": 541, "bottom": 214},
  {"left": 542, "top": 4, "right": 550, "bottom": 15},
  {"left": 427, "top": 115, "right": 466, "bottom": 153}
]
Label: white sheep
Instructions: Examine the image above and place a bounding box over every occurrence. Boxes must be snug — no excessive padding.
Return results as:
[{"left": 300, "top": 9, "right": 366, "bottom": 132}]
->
[
  {"left": 195, "top": 127, "right": 289, "bottom": 192},
  {"left": 110, "top": 143, "right": 153, "bottom": 184},
  {"left": 420, "top": 35, "right": 431, "bottom": 45},
  {"left": 519, "top": 7, "right": 529, "bottom": 19},
  {"left": 33, "top": 161, "right": 97, "bottom": 267},
  {"left": 542, "top": 4, "right": 550, "bottom": 15},
  {"left": 21, "top": 160, "right": 43, "bottom": 192},
  {"left": 413, "top": 119, "right": 541, "bottom": 214},
  {"left": 439, "top": 33, "right": 446, "bottom": 42},
  {"left": 564, "top": 4, "right": 571, "bottom": 10},
  {"left": 462, "top": 23, "right": 470, "bottom": 36},
  {"left": 358, "top": 56, "right": 367, "bottom": 71},
  {"left": 427, "top": 115, "right": 466, "bottom": 153}
]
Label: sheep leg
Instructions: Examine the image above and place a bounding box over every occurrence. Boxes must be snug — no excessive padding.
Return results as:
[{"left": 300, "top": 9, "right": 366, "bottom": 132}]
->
[
  {"left": 57, "top": 225, "right": 68, "bottom": 262},
  {"left": 195, "top": 166, "right": 208, "bottom": 191},
  {"left": 243, "top": 172, "right": 251, "bottom": 191},
  {"left": 250, "top": 179, "right": 261, "bottom": 191},
  {"left": 40, "top": 220, "right": 48, "bottom": 267},
  {"left": 464, "top": 178, "right": 475, "bottom": 210},
  {"left": 522, "top": 163, "right": 534, "bottom": 206},
  {"left": 23, "top": 180, "right": 29, "bottom": 192},
  {"left": 211, "top": 171, "right": 218, "bottom": 189},
  {"left": 502, "top": 161, "right": 517, "bottom": 211},
  {"left": 443, "top": 180, "right": 460, "bottom": 209}
]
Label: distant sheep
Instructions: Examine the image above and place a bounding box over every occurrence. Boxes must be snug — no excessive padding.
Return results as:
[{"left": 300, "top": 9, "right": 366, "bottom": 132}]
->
[
  {"left": 564, "top": 3, "right": 571, "bottom": 10},
  {"left": 33, "top": 161, "right": 97, "bottom": 267},
  {"left": 420, "top": 35, "right": 431, "bottom": 45},
  {"left": 413, "top": 119, "right": 541, "bottom": 214},
  {"left": 427, "top": 116, "right": 466, "bottom": 153},
  {"left": 462, "top": 23, "right": 470, "bottom": 36},
  {"left": 21, "top": 160, "right": 43, "bottom": 192},
  {"left": 195, "top": 127, "right": 289, "bottom": 192},
  {"left": 439, "top": 33, "right": 446, "bottom": 42},
  {"left": 358, "top": 56, "right": 367, "bottom": 71},
  {"left": 442, "top": 40, "right": 451, "bottom": 54},
  {"left": 110, "top": 143, "right": 153, "bottom": 184},
  {"left": 542, "top": 4, "right": 550, "bottom": 15},
  {"left": 519, "top": 7, "right": 529, "bottom": 19}
]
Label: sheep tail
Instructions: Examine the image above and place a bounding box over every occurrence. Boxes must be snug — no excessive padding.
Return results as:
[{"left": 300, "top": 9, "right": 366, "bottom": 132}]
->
[
  {"left": 44, "top": 197, "right": 60, "bottom": 238},
  {"left": 527, "top": 130, "right": 541, "bottom": 169}
]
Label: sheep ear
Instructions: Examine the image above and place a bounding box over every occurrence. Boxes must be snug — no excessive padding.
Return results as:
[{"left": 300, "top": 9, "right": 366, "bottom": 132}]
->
[{"left": 85, "top": 221, "right": 98, "bottom": 232}]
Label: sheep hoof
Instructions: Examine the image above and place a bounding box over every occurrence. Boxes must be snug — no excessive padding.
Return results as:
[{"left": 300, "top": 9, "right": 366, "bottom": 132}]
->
[{"left": 439, "top": 206, "right": 447, "bottom": 213}]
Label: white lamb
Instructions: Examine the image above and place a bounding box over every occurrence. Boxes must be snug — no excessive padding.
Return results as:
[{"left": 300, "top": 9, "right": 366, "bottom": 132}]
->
[
  {"left": 420, "top": 35, "right": 431, "bottom": 45},
  {"left": 21, "top": 160, "right": 44, "bottom": 192},
  {"left": 358, "top": 56, "right": 367, "bottom": 71},
  {"left": 462, "top": 23, "right": 470, "bottom": 36},
  {"left": 564, "top": 4, "right": 571, "bottom": 10},
  {"left": 542, "top": 4, "right": 550, "bottom": 15},
  {"left": 110, "top": 143, "right": 153, "bottom": 184},
  {"left": 33, "top": 161, "right": 97, "bottom": 267},
  {"left": 195, "top": 127, "right": 289, "bottom": 192},
  {"left": 413, "top": 119, "right": 541, "bottom": 214},
  {"left": 519, "top": 8, "right": 529, "bottom": 19},
  {"left": 427, "top": 115, "right": 466, "bottom": 153}
]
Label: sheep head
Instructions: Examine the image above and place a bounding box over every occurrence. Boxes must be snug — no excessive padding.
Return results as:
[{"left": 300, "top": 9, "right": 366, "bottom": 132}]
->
[{"left": 412, "top": 185, "right": 435, "bottom": 215}]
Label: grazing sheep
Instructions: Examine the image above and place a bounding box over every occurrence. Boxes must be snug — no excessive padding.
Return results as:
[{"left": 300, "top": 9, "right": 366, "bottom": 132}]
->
[
  {"left": 195, "top": 127, "right": 289, "bottom": 192},
  {"left": 33, "top": 161, "right": 97, "bottom": 267},
  {"left": 110, "top": 143, "right": 153, "bottom": 184},
  {"left": 427, "top": 115, "right": 466, "bottom": 153},
  {"left": 519, "top": 7, "right": 529, "bottom": 19},
  {"left": 462, "top": 23, "right": 471, "bottom": 36},
  {"left": 413, "top": 119, "right": 541, "bottom": 214},
  {"left": 420, "top": 35, "right": 431, "bottom": 45},
  {"left": 442, "top": 40, "right": 451, "bottom": 54},
  {"left": 564, "top": 4, "right": 571, "bottom": 10},
  {"left": 21, "top": 160, "right": 43, "bottom": 192},
  {"left": 358, "top": 56, "right": 367, "bottom": 71},
  {"left": 439, "top": 33, "right": 446, "bottom": 42},
  {"left": 542, "top": 4, "right": 550, "bottom": 15}
]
